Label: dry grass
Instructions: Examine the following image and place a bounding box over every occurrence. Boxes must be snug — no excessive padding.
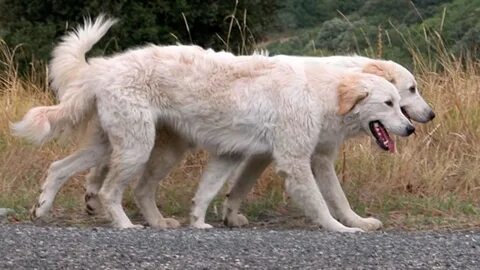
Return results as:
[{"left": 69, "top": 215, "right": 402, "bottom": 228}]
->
[
  {"left": 0, "top": 35, "right": 479, "bottom": 230},
  {"left": 339, "top": 64, "right": 480, "bottom": 229}
]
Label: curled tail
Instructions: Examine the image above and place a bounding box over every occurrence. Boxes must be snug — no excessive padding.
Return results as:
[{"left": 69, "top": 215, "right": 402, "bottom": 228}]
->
[
  {"left": 14, "top": 15, "right": 117, "bottom": 144},
  {"left": 11, "top": 86, "right": 95, "bottom": 145},
  {"left": 49, "top": 14, "right": 117, "bottom": 98}
]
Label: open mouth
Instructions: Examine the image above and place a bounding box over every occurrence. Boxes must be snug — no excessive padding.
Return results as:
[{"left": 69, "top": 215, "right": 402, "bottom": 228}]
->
[{"left": 369, "top": 121, "right": 395, "bottom": 153}]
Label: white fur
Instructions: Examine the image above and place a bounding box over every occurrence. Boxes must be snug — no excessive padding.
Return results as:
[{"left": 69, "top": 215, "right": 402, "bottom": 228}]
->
[
  {"left": 19, "top": 17, "right": 424, "bottom": 231},
  {"left": 274, "top": 55, "right": 434, "bottom": 123},
  {"left": 11, "top": 16, "right": 115, "bottom": 144},
  {"left": 49, "top": 14, "right": 118, "bottom": 98},
  {"left": 11, "top": 84, "right": 95, "bottom": 144}
]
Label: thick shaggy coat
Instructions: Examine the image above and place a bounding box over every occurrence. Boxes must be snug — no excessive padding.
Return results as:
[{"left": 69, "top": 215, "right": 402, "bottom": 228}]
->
[{"left": 14, "top": 16, "right": 424, "bottom": 231}]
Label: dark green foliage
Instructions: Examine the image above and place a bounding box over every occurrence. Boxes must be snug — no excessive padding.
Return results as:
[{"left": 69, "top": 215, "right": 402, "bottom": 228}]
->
[
  {"left": 1, "top": 0, "right": 479, "bottom": 70},
  {"left": 0, "top": 0, "right": 280, "bottom": 67},
  {"left": 272, "top": 0, "right": 363, "bottom": 30},
  {"left": 420, "top": 0, "right": 480, "bottom": 55}
]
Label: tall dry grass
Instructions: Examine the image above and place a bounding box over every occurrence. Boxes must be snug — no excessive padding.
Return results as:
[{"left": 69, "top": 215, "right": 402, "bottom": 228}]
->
[
  {"left": 334, "top": 21, "right": 480, "bottom": 229},
  {"left": 0, "top": 27, "right": 479, "bottom": 228},
  {"left": 338, "top": 61, "right": 480, "bottom": 228}
]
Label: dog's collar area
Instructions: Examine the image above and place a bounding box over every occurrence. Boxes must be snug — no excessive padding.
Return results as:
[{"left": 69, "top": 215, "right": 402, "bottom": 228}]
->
[{"left": 369, "top": 121, "right": 395, "bottom": 153}]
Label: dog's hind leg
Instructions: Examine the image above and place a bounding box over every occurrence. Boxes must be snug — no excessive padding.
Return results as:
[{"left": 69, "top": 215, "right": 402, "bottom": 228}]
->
[
  {"left": 84, "top": 163, "right": 109, "bottom": 216},
  {"left": 222, "top": 154, "right": 271, "bottom": 227},
  {"left": 311, "top": 149, "right": 383, "bottom": 231},
  {"left": 31, "top": 141, "right": 108, "bottom": 220},
  {"left": 133, "top": 128, "right": 190, "bottom": 229},
  {"left": 97, "top": 103, "right": 156, "bottom": 229},
  {"left": 31, "top": 119, "right": 109, "bottom": 220},
  {"left": 73, "top": 119, "right": 111, "bottom": 217},
  {"left": 190, "top": 155, "right": 244, "bottom": 229}
]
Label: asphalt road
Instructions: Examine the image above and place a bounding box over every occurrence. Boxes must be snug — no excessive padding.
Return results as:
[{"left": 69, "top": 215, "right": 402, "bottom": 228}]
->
[{"left": 0, "top": 224, "right": 478, "bottom": 269}]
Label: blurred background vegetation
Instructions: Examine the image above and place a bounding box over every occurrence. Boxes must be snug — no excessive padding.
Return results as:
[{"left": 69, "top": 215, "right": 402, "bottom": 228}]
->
[
  {"left": 0, "top": 0, "right": 279, "bottom": 69},
  {"left": 1, "top": 0, "right": 479, "bottom": 70},
  {"left": 1, "top": 1, "right": 479, "bottom": 229},
  {"left": 265, "top": 0, "right": 480, "bottom": 68}
]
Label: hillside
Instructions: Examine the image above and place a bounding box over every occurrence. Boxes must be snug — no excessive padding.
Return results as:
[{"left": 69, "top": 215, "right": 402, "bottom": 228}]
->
[{"left": 265, "top": 0, "right": 480, "bottom": 68}]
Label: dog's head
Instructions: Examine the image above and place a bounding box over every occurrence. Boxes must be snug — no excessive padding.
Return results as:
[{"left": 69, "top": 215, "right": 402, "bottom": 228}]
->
[
  {"left": 363, "top": 60, "right": 435, "bottom": 124},
  {"left": 338, "top": 74, "right": 415, "bottom": 153}
]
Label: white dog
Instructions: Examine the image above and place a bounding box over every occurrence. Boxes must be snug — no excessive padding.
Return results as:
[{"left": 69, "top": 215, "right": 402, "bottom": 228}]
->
[
  {"left": 190, "top": 54, "right": 436, "bottom": 229},
  {"left": 12, "top": 16, "right": 416, "bottom": 232},
  {"left": 214, "top": 56, "right": 436, "bottom": 229}
]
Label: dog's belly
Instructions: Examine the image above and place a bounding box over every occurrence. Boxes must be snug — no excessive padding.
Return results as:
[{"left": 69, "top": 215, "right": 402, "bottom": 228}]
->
[{"left": 167, "top": 114, "right": 272, "bottom": 156}]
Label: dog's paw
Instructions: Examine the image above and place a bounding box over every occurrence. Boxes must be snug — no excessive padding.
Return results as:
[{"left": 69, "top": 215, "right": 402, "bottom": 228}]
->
[
  {"left": 223, "top": 213, "right": 249, "bottom": 227},
  {"left": 30, "top": 200, "right": 48, "bottom": 220},
  {"left": 149, "top": 218, "right": 169, "bottom": 229},
  {"left": 149, "top": 218, "right": 181, "bottom": 229},
  {"left": 84, "top": 193, "right": 103, "bottom": 216},
  {"left": 191, "top": 222, "right": 214, "bottom": 229},
  {"left": 117, "top": 223, "right": 144, "bottom": 229},
  {"left": 360, "top": 217, "right": 383, "bottom": 231},
  {"left": 165, "top": 218, "right": 181, "bottom": 228},
  {"left": 348, "top": 217, "right": 383, "bottom": 231},
  {"left": 320, "top": 220, "right": 365, "bottom": 233},
  {"left": 337, "top": 227, "right": 364, "bottom": 233}
]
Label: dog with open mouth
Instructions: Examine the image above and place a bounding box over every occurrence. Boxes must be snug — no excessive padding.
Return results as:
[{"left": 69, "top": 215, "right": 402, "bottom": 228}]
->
[
  {"left": 12, "top": 16, "right": 417, "bottom": 232},
  {"left": 217, "top": 56, "right": 434, "bottom": 230},
  {"left": 74, "top": 53, "right": 432, "bottom": 230},
  {"left": 18, "top": 16, "right": 434, "bottom": 231}
]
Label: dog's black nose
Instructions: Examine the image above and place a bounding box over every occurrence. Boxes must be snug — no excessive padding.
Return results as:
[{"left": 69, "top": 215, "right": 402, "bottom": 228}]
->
[
  {"left": 428, "top": 110, "right": 436, "bottom": 120},
  {"left": 405, "top": 124, "right": 415, "bottom": 136}
]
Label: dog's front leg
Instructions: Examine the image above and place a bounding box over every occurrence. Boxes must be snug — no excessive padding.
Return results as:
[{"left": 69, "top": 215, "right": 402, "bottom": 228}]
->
[
  {"left": 222, "top": 154, "right": 271, "bottom": 227},
  {"left": 311, "top": 148, "right": 383, "bottom": 231},
  {"left": 190, "top": 154, "right": 245, "bottom": 229},
  {"left": 133, "top": 129, "right": 190, "bottom": 229},
  {"left": 274, "top": 156, "right": 363, "bottom": 233}
]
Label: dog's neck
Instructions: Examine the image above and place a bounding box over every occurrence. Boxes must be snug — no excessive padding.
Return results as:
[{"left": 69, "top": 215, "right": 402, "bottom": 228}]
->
[
  {"left": 338, "top": 112, "right": 366, "bottom": 139},
  {"left": 315, "top": 112, "right": 363, "bottom": 149}
]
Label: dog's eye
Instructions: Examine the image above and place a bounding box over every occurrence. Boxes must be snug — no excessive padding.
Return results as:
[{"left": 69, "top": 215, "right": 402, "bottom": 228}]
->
[
  {"left": 409, "top": 86, "right": 416, "bottom": 93},
  {"left": 385, "top": 100, "right": 393, "bottom": 107}
]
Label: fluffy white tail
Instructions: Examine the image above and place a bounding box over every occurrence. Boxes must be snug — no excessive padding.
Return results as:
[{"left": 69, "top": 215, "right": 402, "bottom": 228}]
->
[
  {"left": 13, "top": 15, "right": 117, "bottom": 144},
  {"left": 49, "top": 14, "right": 117, "bottom": 98},
  {"left": 11, "top": 85, "right": 95, "bottom": 145}
]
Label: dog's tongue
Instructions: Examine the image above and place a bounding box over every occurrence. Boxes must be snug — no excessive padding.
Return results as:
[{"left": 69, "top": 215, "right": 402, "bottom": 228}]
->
[
  {"left": 387, "top": 135, "right": 395, "bottom": 153},
  {"left": 378, "top": 125, "right": 395, "bottom": 153}
]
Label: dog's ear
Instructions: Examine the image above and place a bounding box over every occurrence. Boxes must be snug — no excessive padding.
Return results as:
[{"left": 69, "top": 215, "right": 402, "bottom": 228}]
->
[
  {"left": 337, "top": 75, "right": 369, "bottom": 115},
  {"left": 362, "top": 61, "right": 395, "bottom": 84}
]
